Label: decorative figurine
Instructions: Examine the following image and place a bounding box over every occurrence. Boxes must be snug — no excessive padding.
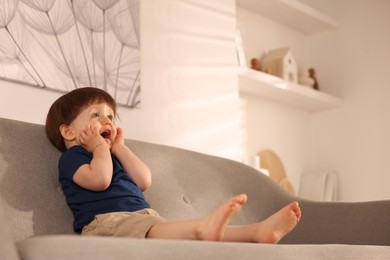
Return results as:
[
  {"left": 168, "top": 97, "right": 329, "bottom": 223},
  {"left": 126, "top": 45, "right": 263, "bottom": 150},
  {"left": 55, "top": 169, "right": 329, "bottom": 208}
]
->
[
  {"left": 250, "top": 58, "right": 261, "bottom": 71},
  {"left": 308, "top": 68, "right": 319, "bottom": 90},
  {"left": 298, "top": 68, "right": 315, "bottom": 88},
  {"left": 261, "top": 47, "right": 298, "bottom": 83}
]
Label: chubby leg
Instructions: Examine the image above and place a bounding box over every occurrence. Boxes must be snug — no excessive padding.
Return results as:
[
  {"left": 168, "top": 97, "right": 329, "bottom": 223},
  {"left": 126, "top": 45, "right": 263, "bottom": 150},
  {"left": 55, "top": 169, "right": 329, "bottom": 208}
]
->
[
  {"left": 147, "top": 194, "right": 247, "bottom": 241},
  {"left": 223, "top": 201, "right": 301, "bottom": 244}
]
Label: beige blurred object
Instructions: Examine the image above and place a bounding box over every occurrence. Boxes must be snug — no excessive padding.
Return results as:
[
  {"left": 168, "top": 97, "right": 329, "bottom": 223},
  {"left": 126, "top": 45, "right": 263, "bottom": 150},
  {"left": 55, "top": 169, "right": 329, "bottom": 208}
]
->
[
  {"left": 258, "top": 149, "right": 296, "bottom": 195},
  {"left": 250, "top": 58, "right": 261, "bottom": 71},
  {"left": 298, "top": 68, "right": 315, "bottom": 88},
  {"left": 299, "top": 171, "right": 338, "bottom": 201},
  {"left": 261, "top": 47, "right": 298, "bottom": 83}
]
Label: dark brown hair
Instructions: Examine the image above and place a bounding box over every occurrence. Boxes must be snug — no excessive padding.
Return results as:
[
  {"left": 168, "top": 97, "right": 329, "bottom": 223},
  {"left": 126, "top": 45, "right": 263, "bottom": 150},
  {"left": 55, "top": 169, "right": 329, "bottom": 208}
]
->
[{"left": 45, "top": 87, "right": 117, "bottom": 152}]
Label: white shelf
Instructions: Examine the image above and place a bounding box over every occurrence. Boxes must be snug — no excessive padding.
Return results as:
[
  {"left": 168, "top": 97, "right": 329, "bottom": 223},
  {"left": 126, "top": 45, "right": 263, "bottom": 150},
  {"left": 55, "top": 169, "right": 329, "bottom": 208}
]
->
[
  {"left": 236, "top": 0, "right": 338, "bottom": 35},
  {"left": 238, "top": 68, "right": 342, "bottom": 111}
]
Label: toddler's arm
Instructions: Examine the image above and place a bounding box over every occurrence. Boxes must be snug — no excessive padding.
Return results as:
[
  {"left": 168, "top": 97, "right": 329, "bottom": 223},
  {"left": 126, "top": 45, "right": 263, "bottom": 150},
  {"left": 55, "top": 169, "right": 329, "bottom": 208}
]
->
[
  {"left": 73, "top": 125, "right": 113, "bottom": 191},
  {"left": 111, "top": 128, "right": 152, "bottom": 191}
]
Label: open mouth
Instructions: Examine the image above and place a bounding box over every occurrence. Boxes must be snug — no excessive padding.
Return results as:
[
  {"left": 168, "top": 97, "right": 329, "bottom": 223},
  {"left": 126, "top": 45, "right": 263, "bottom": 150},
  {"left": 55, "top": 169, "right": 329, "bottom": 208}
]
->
[{"left": 100, "top": 130, "right": 111, "bottom": 140}]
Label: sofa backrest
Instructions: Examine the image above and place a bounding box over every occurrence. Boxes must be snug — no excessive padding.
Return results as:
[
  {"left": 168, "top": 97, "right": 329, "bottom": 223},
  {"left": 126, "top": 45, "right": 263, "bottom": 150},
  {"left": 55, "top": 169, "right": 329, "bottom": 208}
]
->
[
  {"left": 0, "top": 118, "right": 74, "bottom": 240},
  {"left": 0, "top": 118, "right": 292, "bottom": 241},
  {"left": 134, "top": 139, "right": 293, "bottom": 224}
]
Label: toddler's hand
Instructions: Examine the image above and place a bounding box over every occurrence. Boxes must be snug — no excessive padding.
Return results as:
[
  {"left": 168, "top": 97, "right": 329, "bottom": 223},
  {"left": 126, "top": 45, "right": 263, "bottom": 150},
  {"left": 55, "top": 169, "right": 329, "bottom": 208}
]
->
[
  {"left": 111, "top": 127, "right": 125, "bottom": 154},
  {"left": 79, "top": 125, "right": 107, "bottom": 153}
]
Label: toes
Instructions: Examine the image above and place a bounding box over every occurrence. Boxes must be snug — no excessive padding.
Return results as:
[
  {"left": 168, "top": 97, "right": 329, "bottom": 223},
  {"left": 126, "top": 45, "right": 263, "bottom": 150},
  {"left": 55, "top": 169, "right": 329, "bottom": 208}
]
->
[
  {"left": 233, "top": 194, "right": 247, "bottom": 205},
  {"left": 289, "top": 201, "right": 301, "bottom": 221}
]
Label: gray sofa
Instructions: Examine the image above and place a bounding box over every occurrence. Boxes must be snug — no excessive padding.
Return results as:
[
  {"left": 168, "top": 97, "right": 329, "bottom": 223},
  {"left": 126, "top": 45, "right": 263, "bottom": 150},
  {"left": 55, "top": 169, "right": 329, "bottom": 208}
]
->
[{"left": 1, "top": 117, "right": 390, "bottom": 260}]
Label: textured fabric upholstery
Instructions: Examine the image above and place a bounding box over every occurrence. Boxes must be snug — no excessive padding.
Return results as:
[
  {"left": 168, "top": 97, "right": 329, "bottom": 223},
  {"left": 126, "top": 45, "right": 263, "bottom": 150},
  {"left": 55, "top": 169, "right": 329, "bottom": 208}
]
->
[
  {"left": 17, "top": 235, "right": 390, "bottom": 260},
  {"left": 0, "top": 206, "right": 19, "bottom": 260},
  {"left": 0, "top": 118, "right": 74, "bottom": 240}
]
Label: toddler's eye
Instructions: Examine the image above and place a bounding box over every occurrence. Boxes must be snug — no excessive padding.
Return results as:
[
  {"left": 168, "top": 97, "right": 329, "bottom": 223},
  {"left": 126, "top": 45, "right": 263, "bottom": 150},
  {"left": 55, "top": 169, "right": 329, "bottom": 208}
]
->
[
  {"left": 92, "top": 112, "right": 100, "bottom": 118},
  {"left": 108, "top": 115, "right": 114, "bottom": 121}
]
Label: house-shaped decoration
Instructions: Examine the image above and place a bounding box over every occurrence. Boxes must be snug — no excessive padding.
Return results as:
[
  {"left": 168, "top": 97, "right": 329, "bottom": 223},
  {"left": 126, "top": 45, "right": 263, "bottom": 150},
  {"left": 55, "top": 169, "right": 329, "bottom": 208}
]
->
[{"left": 262, "top": 47, "right": 298, "bottom": 83}]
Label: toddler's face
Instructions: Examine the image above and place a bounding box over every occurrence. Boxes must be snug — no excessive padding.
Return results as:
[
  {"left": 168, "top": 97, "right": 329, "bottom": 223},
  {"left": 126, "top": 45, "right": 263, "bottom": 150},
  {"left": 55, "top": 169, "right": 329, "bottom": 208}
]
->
[{"left": 70, "top": 102, "right": 117, "bottom": 148}]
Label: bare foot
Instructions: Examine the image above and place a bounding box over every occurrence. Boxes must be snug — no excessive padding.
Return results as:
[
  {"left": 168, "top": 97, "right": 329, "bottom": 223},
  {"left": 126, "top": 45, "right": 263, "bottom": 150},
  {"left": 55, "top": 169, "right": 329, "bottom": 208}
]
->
[
  {"left": 197, "top": 194, "right": 247, "bottom": 241},
  {"left": 253, "top": 201, "right": 301, "bottom": 244}
]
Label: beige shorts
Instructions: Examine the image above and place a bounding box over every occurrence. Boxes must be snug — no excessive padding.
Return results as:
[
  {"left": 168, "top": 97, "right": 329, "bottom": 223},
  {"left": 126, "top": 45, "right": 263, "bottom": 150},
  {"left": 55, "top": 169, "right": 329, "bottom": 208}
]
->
[{"left": 81, "top": 209, "right": 166, "bottom": 238}]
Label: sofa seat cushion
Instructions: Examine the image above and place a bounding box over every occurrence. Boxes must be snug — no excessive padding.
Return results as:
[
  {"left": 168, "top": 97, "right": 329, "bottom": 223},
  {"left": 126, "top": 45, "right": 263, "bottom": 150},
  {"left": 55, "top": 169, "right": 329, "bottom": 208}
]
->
[{"left": 17, "top": 235, "right": 390, "bottom": 260}]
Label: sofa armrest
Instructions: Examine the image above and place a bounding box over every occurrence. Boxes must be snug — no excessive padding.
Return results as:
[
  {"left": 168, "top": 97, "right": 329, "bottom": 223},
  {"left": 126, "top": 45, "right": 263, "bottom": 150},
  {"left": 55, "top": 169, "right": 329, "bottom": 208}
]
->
[{"left": 282, "top": 200, "right": 390, "bottom": 245}]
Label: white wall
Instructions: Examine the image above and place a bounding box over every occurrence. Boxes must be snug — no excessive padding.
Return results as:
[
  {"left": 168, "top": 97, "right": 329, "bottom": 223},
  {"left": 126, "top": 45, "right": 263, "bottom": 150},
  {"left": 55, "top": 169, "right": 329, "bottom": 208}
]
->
[
  {"left": 308, "top": 0, "right": 390, "bottom": 201},
  {"left": 240, "top": 93, "right": 310, "bottom": 190},
  {"left": 138, "top": 0, "right": 242, "bottom": 160},
  {"left": 237, "top": 7, "right": 312, "bottom": 190},
  {"left": 0, "top": 80, "right": 60, "bottom": 124},
  {"left": 0, "top": 0, "right": 242, "bottom": 161},
  {"left": 238, "top": 0, "right": 390, "bottom": 202}
]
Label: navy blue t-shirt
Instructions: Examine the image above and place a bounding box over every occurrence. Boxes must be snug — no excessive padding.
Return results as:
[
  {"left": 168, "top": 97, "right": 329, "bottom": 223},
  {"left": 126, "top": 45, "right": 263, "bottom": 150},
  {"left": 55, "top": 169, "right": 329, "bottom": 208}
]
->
[{"left": 59, "top": 146, "right": 150, "bottom": 232}]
